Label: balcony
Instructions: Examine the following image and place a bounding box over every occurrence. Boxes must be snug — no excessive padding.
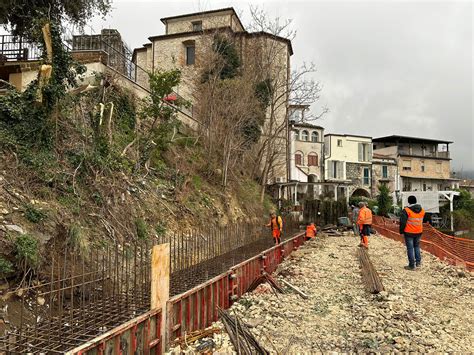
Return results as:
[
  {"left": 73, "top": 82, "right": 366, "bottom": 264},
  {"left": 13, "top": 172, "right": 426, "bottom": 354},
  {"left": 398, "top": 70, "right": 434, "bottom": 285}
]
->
[
  {"left": 0, "top": 35, "right": 42, "bottom": 61},
  {"left": 398, "top": 148, "right": 450, "bottom": 159}
]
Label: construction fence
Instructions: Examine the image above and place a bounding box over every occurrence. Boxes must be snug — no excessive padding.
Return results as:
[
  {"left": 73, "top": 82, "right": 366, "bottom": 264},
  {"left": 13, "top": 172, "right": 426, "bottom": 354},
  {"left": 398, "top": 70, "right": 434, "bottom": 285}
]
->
[{"left": 372, "top": 216, "right": 474, "bottom": 271}]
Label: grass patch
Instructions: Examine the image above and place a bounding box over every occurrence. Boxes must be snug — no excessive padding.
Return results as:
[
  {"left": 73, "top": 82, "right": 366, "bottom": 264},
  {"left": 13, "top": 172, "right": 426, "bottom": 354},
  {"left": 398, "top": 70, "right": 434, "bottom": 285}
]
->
[
  {"left": 24, "top": 204, "right": 47, "bottom": 223},
  {"left": 192, "top": 175, "right": 203, "bottom": 190},
  {"left": 57, "top": 194, "right": 81, "bottom": 215},
  {"left": 14, "top": 234, "right": 40, "bottom": 269},
  {"left": 135, "top": 218, "right": 148, "bottom": 240},
  {"left": 68, "top": 224, "right": 89, "bottom": 254},
  {"left": 0, "top": 257, "right": 14, "bottom": 277},
  {"left": 155, "top": 222, "right": 167, "bottom": 237}
]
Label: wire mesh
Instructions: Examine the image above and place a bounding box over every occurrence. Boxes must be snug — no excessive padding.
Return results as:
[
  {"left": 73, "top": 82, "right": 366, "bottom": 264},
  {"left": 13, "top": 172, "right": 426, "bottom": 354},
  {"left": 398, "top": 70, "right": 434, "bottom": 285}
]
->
[
  {"left": 0, "top": 218, "right": 299, "bottom": 353},
  {"left": 0, "top": 239, "right": 151, "bottom": 353}
]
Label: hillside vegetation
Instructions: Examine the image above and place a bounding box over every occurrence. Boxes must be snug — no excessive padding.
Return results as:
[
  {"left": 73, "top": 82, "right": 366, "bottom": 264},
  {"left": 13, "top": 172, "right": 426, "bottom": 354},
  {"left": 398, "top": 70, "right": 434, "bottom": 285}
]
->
[{"left": 0, "top": 63, "right": 274, "bottom": 289}]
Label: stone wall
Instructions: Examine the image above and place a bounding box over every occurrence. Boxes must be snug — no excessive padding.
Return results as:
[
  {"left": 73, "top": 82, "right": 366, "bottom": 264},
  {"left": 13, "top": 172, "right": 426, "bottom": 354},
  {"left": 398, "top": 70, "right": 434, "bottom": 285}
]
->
[
  {"left": 166, "top": 13, "right": 234, "bottom": 34},
  {"left": 397, "top": 157, "right": 451, "bottom": 180},
  {"left": 71, "top": 50, "right": 109, "bottom": 65},
  {"left": 372, "top": 162, "right": 397, "bottom": 195},
  {"left": 134, "top": 49, "right": 149, "bottom": 89},
  {"left": 346, "top": 162, "right": 372, "bottom": 196},
  {"left": 151, "top": 33, "right": 214, "bottom": 104}
]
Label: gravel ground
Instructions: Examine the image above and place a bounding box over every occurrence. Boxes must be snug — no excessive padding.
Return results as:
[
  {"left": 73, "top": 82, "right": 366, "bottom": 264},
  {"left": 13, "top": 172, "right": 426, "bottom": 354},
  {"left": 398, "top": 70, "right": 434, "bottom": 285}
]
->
[{"left": 169, "top": 232, "right": 474, "bottom": 354}]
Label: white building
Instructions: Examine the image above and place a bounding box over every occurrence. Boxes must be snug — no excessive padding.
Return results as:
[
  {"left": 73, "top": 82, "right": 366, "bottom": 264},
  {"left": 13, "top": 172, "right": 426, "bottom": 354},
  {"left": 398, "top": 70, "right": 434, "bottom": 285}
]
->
[
  {"left": 324, "top": 134, "right": 373, "bottom": 199},
  {"left": 282, "top": 104, "right": 325, "bottom": 202}
]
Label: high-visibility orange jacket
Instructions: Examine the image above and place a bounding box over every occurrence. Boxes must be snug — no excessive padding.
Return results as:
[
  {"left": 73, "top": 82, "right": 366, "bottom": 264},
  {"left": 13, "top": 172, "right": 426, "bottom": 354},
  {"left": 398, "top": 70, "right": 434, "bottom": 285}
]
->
[
  {"left": 306, "top": 224, "right": 317, "bottom": 238},
  {"left": 269, "top": 216, "right": 283, "bottom": 231},
  {"left": 357, "top": 206, "right": 373, "bottom": 225},
  {"left": 403, "top": 207, "right": 425, "bottom": 234}
]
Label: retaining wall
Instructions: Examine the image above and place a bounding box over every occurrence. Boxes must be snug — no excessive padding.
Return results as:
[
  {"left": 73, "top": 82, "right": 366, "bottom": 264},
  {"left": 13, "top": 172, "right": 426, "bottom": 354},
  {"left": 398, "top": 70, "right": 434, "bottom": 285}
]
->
[{"left": 68, "top": 232, "right": 305, "bottom": 354}]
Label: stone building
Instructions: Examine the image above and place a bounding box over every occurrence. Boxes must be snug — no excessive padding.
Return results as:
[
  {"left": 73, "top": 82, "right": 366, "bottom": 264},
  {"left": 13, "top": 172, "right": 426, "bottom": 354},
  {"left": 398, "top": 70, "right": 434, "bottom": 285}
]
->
[
  {"left": 371, "top": 153, "right": 398, "bottom": 196},
  {"left": 132, "top": 7, "right": 293, "bottom": 184},
  {"left": 372, "top": 135, "right": 458, "bottom": 192},
  {"left": 324, "top": 134, "right": 373, "bottom": 199}
]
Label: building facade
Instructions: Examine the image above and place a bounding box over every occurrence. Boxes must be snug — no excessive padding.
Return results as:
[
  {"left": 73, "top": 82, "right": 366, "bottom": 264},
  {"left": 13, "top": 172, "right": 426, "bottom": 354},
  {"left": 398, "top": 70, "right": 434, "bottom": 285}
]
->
[
  {"left": 132, "top": 8, "right": 293, "bottom": 184},
  {"left": 459, "top": 179, "right": 474, "bottom": 195},
  {"left": 373, "top": 135, "right": 458, "bottom": 192},
  {"left": 371, "top": 153, "right": 398, "bottom": 196},
  {"left": 287, "top": 109, "right": 325, "bottom": 201},
  {"left": 324, "top": 134, "right": 373, "bottom": 199}
]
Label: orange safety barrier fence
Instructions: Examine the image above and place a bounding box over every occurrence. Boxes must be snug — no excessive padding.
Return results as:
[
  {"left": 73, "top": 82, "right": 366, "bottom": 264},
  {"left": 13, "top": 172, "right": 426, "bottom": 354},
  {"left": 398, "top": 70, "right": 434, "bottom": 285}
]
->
[{"left": 372, "top": 216, "right": 474, "bottom": 272}]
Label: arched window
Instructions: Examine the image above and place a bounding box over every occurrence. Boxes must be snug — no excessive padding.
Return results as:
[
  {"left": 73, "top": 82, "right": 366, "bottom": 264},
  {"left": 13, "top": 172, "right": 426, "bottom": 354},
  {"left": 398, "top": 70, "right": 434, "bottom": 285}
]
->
[
  {"left": 308, "top": 153, "right": 318, "bottom": 166},
  {"left": 311, "top": 131, "right": 319, "bottom": 142},
  {"left": 295, "top": 152, "right": 303, "bottom": 166},
  {"left": 294, "top": 130, "right": 300, "bottom": 140},
  {"left": 301, "top": 130, "right": 309, "bottom": 141}
]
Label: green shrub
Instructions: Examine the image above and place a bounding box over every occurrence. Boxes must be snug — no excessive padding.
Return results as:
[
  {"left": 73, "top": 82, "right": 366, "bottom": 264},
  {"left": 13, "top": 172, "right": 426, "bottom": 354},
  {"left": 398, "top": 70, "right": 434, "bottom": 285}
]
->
[
  {"left": 135, "top": 218, "right": 148, "bottom": 240},
  {"left": 155, "top": 223, "right": 167, "bottom": 237},
  {"left": 14, "top": 234, "right": 40, "bottom": 269},
  {"left": 0, "top": 257, "right": 14, "bottom": 277},
  {"left": 24, "top": 204, "right": 47, "bottom": 223},
  {"left": 57, "top": 194, "right": 81, "bottom": 215}
]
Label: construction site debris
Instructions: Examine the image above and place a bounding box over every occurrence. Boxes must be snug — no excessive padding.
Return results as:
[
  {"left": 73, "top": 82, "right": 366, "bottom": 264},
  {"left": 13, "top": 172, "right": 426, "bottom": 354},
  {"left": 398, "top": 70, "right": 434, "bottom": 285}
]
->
[
  {"left": 216, "top": 236, "right": 473, "bottom": 353},
  {"left": 218, "top": 307, "right": 269, "bottom": 355},
  {"left": 246, "top": 273, "right": 284, "bottom": 294},
  {"left": 320, "top": 224, "right": 351, "bottom": 236},
  {"left": 172, "top": 327, "right": 221, "bottom": 349},
  {"left": 280, "top": 279, "right": 309, "bottom": 299},
  {"left": 358, "top": 246, "right": 385, "bottom": 294}
]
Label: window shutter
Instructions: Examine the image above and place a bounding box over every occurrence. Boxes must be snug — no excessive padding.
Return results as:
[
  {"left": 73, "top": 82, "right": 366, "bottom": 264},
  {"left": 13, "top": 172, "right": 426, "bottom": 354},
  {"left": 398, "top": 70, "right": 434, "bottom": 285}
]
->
[
  {"left": 368, "top": 144, "right": 373, "bottom": 161},
  {"left": 358, "top": 143, "right": 363, "bottom": 162},
  {"left": 337, "top": 161, "right": 343, "bottom": 179},
  {"left": 295, "top": 154, "right": 302, "bottom": 166},
  {"left": 328, "top": 161, "right": 334, "bottom": 178}
]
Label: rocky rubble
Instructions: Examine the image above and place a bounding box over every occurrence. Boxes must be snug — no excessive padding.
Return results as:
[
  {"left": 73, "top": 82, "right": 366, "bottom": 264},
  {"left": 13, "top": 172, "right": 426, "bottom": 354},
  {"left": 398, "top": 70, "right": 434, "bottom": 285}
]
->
[{"left": 172, "top": 233, "right": 473, "bottom": 353}]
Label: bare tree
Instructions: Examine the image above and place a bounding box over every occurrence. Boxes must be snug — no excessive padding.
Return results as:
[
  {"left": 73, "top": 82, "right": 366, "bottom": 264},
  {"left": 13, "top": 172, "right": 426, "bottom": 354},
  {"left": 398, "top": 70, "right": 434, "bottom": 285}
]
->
[
  {"left": 246, "top": 6, "right": 328, "bottom": 202},
  {"left": 193, "top": 8, "right": 327, "bottom": 199},
  {"left": 194, "top": 32, "right": 264, "bottom": 188}
]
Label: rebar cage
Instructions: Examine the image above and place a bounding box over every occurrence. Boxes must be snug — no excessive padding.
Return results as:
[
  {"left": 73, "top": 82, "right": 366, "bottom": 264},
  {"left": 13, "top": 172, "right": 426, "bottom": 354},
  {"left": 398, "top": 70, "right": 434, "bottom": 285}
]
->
[{"left": 0, "top": 218, "right": 300, "bottom": 353}]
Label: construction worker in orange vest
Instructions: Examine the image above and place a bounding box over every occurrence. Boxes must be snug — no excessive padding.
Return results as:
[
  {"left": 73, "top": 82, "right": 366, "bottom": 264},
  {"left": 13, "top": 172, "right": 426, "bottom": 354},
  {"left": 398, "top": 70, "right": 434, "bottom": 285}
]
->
[
  {"left": 357, "top": 201, "right": 372, "bottom": 248},
  {"left": 305, "top": 222, "right": 317, "bottom": 241},
  {"left": 266, "top": 212, "right": 283, "bottom": 245},
  {"left": 400, "top": 195, "right": 425, "bottom": 270}
]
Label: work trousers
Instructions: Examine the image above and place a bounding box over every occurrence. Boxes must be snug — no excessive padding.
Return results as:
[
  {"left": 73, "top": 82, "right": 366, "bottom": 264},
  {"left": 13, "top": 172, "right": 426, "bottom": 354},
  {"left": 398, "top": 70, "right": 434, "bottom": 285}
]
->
[{"left": 404, "top": 234, "right": 422, "bottom": 267}]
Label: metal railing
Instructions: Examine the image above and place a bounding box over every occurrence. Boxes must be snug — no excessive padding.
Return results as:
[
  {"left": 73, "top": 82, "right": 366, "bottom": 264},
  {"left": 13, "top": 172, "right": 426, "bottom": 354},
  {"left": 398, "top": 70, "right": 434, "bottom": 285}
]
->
[
  {"left": 71, "top": 34, "right": 137, "bottom": 81},
  {"left": 398, "top": 148, "right": 450, "bottom": 158},
  {"left": 0, "top": 35, "right": 42, "bottom": 61},
  {"left": 71, "top": 34, "right": 194, "bottom": 118},
  {"left": 0, "top": 31, "right": 195, "bottom": 118}
]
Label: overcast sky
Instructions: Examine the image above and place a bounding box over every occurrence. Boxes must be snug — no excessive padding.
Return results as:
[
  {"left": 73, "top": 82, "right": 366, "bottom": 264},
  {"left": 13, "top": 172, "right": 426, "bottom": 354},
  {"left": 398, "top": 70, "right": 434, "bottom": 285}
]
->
[{"left": 88, "top": 0, "right": 473, "bottom": 171}]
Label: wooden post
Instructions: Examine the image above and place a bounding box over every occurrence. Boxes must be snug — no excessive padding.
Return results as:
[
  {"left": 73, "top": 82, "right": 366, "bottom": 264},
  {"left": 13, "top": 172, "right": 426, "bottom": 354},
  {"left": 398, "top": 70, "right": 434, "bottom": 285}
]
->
[{"left": 151, "top": 243, "right": 170, "bottom": 353}]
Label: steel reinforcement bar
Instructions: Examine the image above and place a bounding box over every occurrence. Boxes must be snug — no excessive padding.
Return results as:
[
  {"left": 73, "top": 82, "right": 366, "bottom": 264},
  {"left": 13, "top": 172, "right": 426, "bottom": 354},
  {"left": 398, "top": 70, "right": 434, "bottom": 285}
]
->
[{"left": 67, "top": 232, "right": 305, "bottom": 354}]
